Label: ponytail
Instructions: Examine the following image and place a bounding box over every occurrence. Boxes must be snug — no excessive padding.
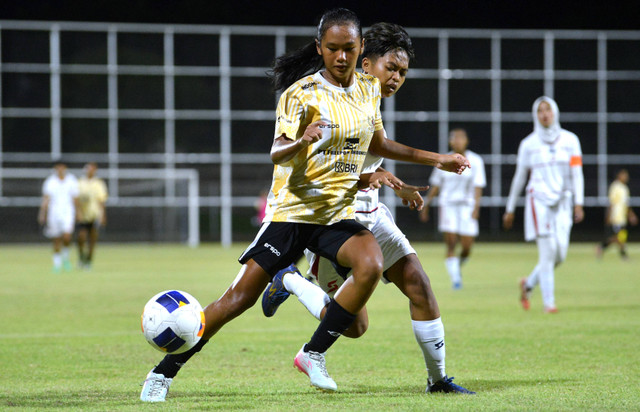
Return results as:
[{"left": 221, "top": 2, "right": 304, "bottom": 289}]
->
[{"left": 268, "top": 41, "right": 323, "bottom": 92}]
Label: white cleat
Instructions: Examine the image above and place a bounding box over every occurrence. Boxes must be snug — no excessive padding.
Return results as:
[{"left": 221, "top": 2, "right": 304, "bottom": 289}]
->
[
  {"left": 140, "top": 370, "right": 172, "bottom": 402},
  {"left": 293, "top": 345, "right": 337, "bottom": 392}
]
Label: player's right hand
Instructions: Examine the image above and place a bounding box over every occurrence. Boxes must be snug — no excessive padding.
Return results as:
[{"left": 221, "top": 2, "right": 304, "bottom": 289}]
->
[
  {"left": 436, "top": 153, "right": 470, "bottom": 174},
  {"left": 299, "top": 120, "right": 327, "bottom": 147}
]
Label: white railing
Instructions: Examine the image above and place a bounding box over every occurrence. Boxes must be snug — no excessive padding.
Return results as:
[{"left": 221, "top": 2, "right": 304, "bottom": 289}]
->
[{"left": 1, "top": 21, "right": 639, "bottom": 243}]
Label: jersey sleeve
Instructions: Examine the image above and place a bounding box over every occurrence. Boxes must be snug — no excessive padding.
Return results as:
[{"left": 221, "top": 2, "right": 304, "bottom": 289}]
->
[
  {"left": 69, "top": 175, "right": 80, "bottom": 198},
  {"left": 274, "top": 87, "right": 305, "bottom": 141},
  {"left": 42, "top": 177, "right": 52, "bottom": 196},
  {"left": 473, "top": 155, "right": 487, "bottom": 188},
  {"left": 505, "top": 140, "right": 530, "bottom": 213},
  {"left": 569, "top": 134, "right": 584, "bottom": 206},
  {"left": 372, "top": 78, "right": 384, "bottom": 132},
  {"left": 429, "top": 167, "right": 443, "bottom": 187},
  {"left": 98, "top": 179, "right": 109, "bottom": 202}
]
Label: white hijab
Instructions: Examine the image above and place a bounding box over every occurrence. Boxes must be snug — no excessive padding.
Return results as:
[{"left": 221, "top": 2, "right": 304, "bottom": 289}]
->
[{"left": 532, "top": 96, "right": 561, "bottom": 143}]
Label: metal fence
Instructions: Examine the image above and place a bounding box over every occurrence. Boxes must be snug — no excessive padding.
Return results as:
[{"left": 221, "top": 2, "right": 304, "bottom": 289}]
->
[{"left": 1, "top": 20, "right": 639, "bottom": 244}]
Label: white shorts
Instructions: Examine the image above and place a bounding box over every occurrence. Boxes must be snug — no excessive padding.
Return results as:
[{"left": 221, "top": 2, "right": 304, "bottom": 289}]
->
[
  {"left": 524, "top": 193, "right": 573, "bottom": 255},
  {"left": 305, "top": 203, "right": 416, "bottom": 296},
  {"left": 44, "top": 211, "right": 75, "bottom": 238},
  {"left": 438, "top": 203, "right": 478, "bottom": 237}
]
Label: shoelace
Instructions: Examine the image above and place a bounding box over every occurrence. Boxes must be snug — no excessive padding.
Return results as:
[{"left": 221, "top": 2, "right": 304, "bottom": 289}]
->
[
  {"left": 145, "top": 377, "right": 170, "bottom": 397},
  {"left": 308, "top": 351, "right": 330, "bottom": 378}
]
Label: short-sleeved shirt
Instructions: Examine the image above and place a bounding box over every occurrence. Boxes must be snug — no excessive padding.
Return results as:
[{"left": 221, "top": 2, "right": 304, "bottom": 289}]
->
[
  {"left": 43, "top": 173, "right": 79, "bottom": 216},
  {"left": 78, "top": 176, "right": 108, "bottom": 222},
  {"left": 514, "top": 130, "right": 582, "bottom": 207},
  {"left": 429, "top": 150, "right": 486, "bottom": 206},
  {"left": 264, "top": 71, "right": 384, "bottom": 225},
  {"left": 609, "top": 180, "right": 630, "bottom": 226}
]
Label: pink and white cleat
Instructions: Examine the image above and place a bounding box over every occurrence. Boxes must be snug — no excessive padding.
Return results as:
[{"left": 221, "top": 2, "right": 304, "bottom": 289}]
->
[{"left": 294, "top": 345, "right": 337, "bottom": 392}]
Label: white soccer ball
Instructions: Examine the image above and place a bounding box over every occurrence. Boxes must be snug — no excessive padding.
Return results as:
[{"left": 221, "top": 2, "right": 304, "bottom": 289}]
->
[{"left": 141, "top": 290, "right": 205, "bottom": 354}]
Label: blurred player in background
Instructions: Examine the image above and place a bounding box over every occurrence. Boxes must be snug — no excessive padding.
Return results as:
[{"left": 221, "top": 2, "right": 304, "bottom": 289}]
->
[
  {"left": 38, "top": 161, "right": 80, "bottom": 273},
  {"left": 420, "top": 128, "right": 486, "bottom": 289},
  {"left": 503, "top": 96, "right": 584, "bottom": 313},
  {"left": 140, "top": 9, "right": 468, "bottom": 402},
  {"left": 76, "top": 162, "right": 108, "bottom": 270},
  {"left": 261, "top": 22, "right": 475, "bottom": 394},
  {"left": 596, "top": 169, "right": 638, "bottom": 259}
]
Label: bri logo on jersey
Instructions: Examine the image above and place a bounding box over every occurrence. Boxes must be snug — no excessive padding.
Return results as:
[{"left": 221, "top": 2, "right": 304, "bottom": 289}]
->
[{"left": 334, "top": 161, "right": 358, "bottom": 173}]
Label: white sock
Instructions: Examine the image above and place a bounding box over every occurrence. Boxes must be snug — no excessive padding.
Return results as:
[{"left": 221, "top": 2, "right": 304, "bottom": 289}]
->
[
  {"left": 283, "top": 273, "right": 330, "bottom": 320},
  {"left": 412, "top": 318, "right": 446, "bottom": 383},
  {"left": 53, "top": 253, "right": 62, "bottom": 268},
  {"left": 525, "top": 264, "right": 540, "bottom": 290},
  {"left": 61, "top": 247, "right": 70, "bottom": 261},
  {"left": 445, "top": 257, "right": 461, "bottom": 284},
  {"left": 536, "top": 237, "right": 557, "bottom": 308}
]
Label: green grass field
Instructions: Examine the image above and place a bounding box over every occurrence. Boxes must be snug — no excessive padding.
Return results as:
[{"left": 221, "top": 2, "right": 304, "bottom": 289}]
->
[{"left": 1, "top": 242, "right": 639, "bottom": 411}]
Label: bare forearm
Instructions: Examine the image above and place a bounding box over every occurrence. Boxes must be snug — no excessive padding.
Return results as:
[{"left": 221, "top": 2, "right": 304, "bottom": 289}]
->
[
  {"left": 370, "top": 138, "right": 442, "bottom": 166},
  {"left": 270, "top": 136, "right": 305, "bottom": 164}
]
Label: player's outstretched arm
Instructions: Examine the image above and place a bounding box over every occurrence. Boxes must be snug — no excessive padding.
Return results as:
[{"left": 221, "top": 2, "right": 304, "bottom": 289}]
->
[{"left": 368, "top": 129, "right": 469, "bottom": 174}]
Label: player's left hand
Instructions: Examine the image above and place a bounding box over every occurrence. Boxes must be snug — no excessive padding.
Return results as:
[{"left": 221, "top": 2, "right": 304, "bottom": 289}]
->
[
  {"left": 394, "top": 184, "right": 429, "bottom": 211},
  {"left": 574, "top": 205, "right": 584, "bottom": 223},
  {"left": 366, "top": 170, "right": 403, "bottom": 190},
  {"left": 436, "top": 153, "right": 470, "bottom": 174}
]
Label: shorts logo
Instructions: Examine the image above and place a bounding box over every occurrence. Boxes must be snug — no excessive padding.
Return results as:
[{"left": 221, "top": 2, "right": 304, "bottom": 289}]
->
[{"left": 264, "top": 242, "right": 281, "bottom": 256}]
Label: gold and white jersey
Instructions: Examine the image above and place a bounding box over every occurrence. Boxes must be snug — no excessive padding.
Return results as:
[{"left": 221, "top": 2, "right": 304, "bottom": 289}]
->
[
  {"left": 265, "top": 71, "right": 383, "bottom": 225},
  {"left": 609, "top": 180, "right": 630, "bottom": 226},
  {"left": 78, "top": 176, "right": 108, "bottom": 222}
]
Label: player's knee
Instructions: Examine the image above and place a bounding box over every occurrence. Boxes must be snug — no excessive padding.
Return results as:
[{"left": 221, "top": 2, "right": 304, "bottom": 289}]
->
[{"left": 356, "top": 254, "right": 383, "bottom": 284}]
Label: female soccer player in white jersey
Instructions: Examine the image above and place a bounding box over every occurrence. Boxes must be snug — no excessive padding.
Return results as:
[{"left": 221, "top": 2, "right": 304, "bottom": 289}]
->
[
  {"left": 503, "top": 96, "right": 584, "bottom": 313},
  {"left": 140, "top": 9, "right": 469, "bottom": 402},
  {"left": 421, "top": 128, "right": 486, "bottom": 289},
  {"left": 261, "top": 22, "right": 474, "bottom": 394},
  {"left": 38, "top": 161, "right": 80, "bottom": 273}
]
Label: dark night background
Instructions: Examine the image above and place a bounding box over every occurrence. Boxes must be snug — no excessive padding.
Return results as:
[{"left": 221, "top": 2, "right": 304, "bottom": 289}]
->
[
  {"left": 1, "top": 0, "right": 638, "bottom": 242},
  {"left": 1, "top": 0, "right": 639, "bottom": 30}
]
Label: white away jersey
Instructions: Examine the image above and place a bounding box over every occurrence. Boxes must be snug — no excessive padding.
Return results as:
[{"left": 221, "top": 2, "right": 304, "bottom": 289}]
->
[
  {"left": 43, "top": 173, "right": 79, "bottom": 215},
  {"left": 429, "top": 150, "right": 486, "bottom": 206},
  {"left": 507, "top": 130, "right": 583, "bottom": 210}
]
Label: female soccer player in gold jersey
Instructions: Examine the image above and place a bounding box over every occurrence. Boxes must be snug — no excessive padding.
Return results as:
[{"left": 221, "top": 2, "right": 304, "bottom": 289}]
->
[{"left": 141, "top": 9, "right": 469, "bottom": 401}]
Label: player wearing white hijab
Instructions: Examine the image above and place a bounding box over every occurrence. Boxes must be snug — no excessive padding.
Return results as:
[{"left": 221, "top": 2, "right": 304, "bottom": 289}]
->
[{"left": 503, "top": 96, "right": 584, "bottom": 313}]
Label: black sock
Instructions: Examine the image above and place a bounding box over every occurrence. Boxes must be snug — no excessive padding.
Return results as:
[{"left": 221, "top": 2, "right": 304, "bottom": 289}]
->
[
  {"left": 153, "top": 339, "right": 209, "bottom": 378},
  {"left": 304, "top": 299, "right": 355, "bottom": 354}
]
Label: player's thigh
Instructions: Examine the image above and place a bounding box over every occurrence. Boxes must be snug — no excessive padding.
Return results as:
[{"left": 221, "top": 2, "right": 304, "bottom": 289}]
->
[
  {"left": 371, "top": 203, "right": 417, "bottom": 275},
  {"left": 335, "top": 229, "right": 383, "bottom": 277}
]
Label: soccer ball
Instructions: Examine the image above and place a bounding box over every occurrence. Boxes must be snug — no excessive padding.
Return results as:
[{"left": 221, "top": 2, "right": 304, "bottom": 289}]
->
[{"left": 141, "top": 290, "right": 205, "bottom": 354}]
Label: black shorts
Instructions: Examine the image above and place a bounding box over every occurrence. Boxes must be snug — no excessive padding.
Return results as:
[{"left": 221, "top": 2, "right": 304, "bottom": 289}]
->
[
  {"left": 238, "top": 220, "right": 369, "bottom": 278},
  {"left": 76, "top": 221, "right": 98, "bottom": 231}
]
